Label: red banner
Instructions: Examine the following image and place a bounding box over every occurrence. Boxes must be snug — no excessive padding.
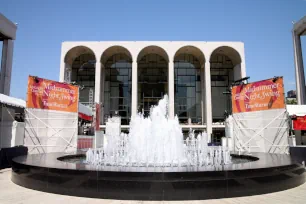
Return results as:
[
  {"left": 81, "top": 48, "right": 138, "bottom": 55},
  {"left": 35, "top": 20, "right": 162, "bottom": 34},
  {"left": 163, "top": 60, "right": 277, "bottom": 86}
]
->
[{"left": 293, "top": 116, "right": 306, "bottom": 130}]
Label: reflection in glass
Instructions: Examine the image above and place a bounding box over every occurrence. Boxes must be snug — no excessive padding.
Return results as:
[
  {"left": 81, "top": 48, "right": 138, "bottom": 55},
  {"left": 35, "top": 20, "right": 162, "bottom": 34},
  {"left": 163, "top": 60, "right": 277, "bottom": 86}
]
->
[
  {"left": 174, "top": 54, "right": 202, "bottom": 124},
  {"left": 71, "top": 54, "right": 95, "bottom": 104},
  {"left": 138, "top": 54, "right": 168, "bottom": 116},
  {"left": 104, "top": 54, "right": 132, "bottom": 125},
  {"left": 210, "top": 54, "right": 234, "bottom": 122}
]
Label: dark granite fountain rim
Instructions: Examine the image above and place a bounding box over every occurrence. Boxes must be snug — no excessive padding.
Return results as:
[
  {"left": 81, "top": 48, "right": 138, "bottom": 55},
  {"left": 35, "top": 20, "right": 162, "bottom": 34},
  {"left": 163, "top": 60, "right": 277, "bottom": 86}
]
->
[
  {"left": 12, "top": 152, "right": 300, "bottom": 172},
  {"left": 56, "top": 153, "right": 260, "bottom": 161},
  {"left": 11, "top": 152, "right": 305, "bottom": 200}
]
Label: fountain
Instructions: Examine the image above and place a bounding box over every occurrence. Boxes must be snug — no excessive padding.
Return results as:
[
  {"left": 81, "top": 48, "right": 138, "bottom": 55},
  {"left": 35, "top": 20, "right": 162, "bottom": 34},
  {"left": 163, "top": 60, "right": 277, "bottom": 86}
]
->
[
  {"left": 86, "top": 95, "right": 231, "bottom": 168},
  {"left": 11, "top": 96, "right": 305, "bottom": 200}
]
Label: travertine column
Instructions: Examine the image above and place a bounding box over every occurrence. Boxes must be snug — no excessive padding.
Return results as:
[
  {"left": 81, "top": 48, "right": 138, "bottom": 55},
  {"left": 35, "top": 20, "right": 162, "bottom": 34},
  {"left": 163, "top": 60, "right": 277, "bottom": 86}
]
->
[
  {"left": 94, "top": 61, "right": 101, "bottom": 103},
  {"left": 201, "top": 64, "right": 205, "bottom": 125},
  {"left": 100, "top": 64, "right": 105, "bottom": 124},
  {"left": 205, "top": 61, "right": 212, "bottom": 136},
  {"left": 131, "top": 61, "right": 138, "bottom": 116},
  {"left": 168, "top": 61, "right": 175, "bottom": 119}
]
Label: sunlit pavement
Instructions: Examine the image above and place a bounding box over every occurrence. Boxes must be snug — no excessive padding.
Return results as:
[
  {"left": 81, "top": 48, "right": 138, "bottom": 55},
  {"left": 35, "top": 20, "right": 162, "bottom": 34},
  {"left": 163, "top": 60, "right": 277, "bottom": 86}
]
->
[{"left": 1, "top": 168, "right": 306, "bottom": 204}]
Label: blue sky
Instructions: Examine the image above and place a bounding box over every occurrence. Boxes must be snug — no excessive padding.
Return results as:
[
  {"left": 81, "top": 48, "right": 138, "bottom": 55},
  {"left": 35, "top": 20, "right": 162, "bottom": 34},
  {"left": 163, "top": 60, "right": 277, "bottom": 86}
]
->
[{"left": 1, "top": 0, "right": 305, "bottom": 99}]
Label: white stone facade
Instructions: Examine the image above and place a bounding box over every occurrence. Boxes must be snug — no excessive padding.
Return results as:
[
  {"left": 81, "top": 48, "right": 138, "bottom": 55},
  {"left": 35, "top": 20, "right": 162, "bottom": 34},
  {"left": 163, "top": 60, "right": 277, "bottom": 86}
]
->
[{"left": 60, "top": 41, "right": 246, "bottom": 135}]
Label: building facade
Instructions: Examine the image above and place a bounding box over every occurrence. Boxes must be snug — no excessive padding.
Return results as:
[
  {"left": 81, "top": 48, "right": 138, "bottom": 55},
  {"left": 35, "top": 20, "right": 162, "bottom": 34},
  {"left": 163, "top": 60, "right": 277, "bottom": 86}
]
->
[
  {"left": 287, "top": 90, "right": 297, "bottom": 98},
  {"left": 60, "top": 41, "right": 246, "bottom": 135}
]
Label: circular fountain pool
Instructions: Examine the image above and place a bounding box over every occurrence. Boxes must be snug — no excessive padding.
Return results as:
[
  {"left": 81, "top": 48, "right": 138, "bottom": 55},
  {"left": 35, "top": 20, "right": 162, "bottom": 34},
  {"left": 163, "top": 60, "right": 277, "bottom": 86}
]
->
[{"left": 11, "top": 152, "right": 305, "bottom": 200}]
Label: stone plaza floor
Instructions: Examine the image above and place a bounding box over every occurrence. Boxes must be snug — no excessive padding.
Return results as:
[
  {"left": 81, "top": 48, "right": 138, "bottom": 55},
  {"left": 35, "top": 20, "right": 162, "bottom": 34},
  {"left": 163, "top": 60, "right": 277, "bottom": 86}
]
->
[{"left": 1, "top": 168, "right": 306, "bottom": 204}]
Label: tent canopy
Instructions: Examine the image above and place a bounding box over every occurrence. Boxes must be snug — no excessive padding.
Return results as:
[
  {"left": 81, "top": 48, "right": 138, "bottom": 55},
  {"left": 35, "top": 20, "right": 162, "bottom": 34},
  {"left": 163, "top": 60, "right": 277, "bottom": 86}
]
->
[
  {"left": 0, "top": 94, "right": 26, "bottom": 108},
  {"left": 78, "top": 103, "right": 93, "bottom": 116},
  {"left": 78, "top": 103, "right": 93, "bottom": 121},
  {"left": 0, "top": 93, "right": 93, "bottom": 120},
  {"left": 286, "top": 105, "right": 306, "bottom": 116}
]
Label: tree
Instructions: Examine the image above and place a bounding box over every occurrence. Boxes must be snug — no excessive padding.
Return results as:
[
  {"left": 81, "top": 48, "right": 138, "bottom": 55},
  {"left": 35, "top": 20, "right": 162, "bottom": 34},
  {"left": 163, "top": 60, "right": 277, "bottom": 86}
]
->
[{"left": 286, "top": 98, "right": 297, "bottom": 105}]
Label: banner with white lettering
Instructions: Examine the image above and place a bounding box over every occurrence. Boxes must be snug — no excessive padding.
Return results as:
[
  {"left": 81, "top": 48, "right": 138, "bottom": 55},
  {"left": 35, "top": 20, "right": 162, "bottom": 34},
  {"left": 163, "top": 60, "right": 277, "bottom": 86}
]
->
[
  {"left": 231, "top": 77, "right": 285, "bottom": 113},
  {"left": 26, "top": 76, "right": 78, "bottom": 112},
  {"left": 24, "top": 76, "right": 78, "bottom": 153}
]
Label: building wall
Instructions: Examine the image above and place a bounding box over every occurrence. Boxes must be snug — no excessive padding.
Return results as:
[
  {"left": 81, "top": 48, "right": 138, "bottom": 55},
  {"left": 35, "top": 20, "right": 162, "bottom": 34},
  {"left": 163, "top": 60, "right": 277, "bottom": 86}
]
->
[
  {"left": 60, "top": 41, "right": 246, "bottom": 135},
  {"left": 287, "top": 90, "right": 297, "bottom": 98},
  {"left": 0, "top": 106, "right": 15, "bottom": 148}
]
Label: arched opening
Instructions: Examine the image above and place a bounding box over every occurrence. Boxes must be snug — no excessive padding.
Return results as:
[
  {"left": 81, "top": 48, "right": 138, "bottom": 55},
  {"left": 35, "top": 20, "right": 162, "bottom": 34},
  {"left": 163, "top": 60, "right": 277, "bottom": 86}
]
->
[
  {"left": 210, "top": 46, "right": 242, "bottom": 122},
  {"left": 137, "top": 46, "right": 169, "bottom": 116},
  {"left": 174, "top": 46, "right": 205, "bottom": 124},
  {"left": 64, "top": 46, "right": 96, "bottom": 105},
  {"left": 101, "top": 46, "right": 133, "bottom": 125}
]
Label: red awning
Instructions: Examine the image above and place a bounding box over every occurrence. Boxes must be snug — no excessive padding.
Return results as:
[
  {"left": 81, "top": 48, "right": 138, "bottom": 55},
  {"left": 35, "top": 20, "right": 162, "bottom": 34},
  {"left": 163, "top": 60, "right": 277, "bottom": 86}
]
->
[
  {"left": 78, "top": 112, "right": 93, "bottom": 121},
  {"left": 78, "top": 103, "right": 93, "bottom": 121},
  {"left": 293, "top": 116, "right": 306, "bottom": 130}
]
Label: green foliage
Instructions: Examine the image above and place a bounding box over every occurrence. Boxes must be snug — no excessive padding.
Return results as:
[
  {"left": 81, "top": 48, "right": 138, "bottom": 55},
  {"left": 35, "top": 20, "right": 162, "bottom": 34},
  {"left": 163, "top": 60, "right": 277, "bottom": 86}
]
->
[{"left": 286, "top": 98, "right": 297, "bottom": 105}]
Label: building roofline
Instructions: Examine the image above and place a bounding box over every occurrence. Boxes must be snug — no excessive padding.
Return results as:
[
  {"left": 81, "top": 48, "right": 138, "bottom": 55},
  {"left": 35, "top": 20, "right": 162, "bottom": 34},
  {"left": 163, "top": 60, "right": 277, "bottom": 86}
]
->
[
  {"left": 62, "top": 41, "right": 244, "bottom": 43},
  {"left": 0, "top": 13, "right": 17, "bottom": 40},
  {"left": 293, "top": 16, "right": 306, "bottom": 35}
]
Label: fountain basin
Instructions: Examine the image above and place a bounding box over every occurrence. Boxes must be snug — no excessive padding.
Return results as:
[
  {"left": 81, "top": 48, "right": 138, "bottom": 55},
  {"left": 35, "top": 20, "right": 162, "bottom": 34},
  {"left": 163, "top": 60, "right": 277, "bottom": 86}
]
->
[{"left": 11, "top": 152, "right": 305, "bottom": 200}]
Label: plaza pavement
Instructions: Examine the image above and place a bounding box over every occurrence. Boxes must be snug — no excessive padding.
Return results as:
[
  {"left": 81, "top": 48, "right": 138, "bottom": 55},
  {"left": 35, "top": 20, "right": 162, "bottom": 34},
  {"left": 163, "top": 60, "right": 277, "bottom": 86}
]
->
[{"left": 1, "top": 168, "right": 306, "bottom": 204}]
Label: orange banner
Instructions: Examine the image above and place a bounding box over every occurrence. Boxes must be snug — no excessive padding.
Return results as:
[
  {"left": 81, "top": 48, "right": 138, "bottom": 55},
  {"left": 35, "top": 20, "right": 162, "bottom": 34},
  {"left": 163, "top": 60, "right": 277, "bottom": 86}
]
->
[
  {"left": 26, "top": 76, "right": 79, "bottom": 112},
  {"left": 231, "top": 77, "right": 285, "bottom": 113}
]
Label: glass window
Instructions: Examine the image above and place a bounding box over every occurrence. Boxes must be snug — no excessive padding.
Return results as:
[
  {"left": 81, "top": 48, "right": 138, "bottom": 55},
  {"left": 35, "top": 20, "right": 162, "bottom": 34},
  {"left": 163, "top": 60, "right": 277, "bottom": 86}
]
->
[
  {"left": 210, "top": 54, "right": 234, "bottom": 121},
  {"left": 178, "top": 69, "right": 186, "bottom": 75},
  {"left": 174, "top": 54, "right": 202, "bottom": 124},
  {"left": 104, "top": 54, "right": 132, "bottom": 125},
  {"left": 71, "top": 54, "right": 96, "bottom": 104},
  {"left": 138, "top": 54, "right": 168, "bottom": 117}
]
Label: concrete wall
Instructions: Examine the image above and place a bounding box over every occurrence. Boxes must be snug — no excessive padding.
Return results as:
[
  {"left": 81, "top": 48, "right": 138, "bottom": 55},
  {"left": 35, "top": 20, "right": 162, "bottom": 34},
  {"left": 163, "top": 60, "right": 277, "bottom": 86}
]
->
[
  {"left": 293, "top": 16, "right": 306, "bottom": 104},
  {"left": 0, "top": 40, "right": 14, "bottom": 95},
  {"left": 0, "top": 106, "right": 15, "bottom": 148},
  {"left": 0, "top": 13, "right": 17, "bottom": 95},
  {"left": 0, "top": 13, "right": 17, "bottom": 40}
]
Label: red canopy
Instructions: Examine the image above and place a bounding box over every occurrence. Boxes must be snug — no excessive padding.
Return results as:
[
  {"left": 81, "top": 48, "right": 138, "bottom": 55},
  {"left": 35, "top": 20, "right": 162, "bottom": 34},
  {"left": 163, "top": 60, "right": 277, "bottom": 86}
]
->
[
  {"left": 293, "top": 116, "right": 306, "bottom": 130},
  {"left": 78, "top": 103, "right": 93, "bottom": 121},
  {"left": 78, "top": 112, "right": 93, "bottom": 121}
]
